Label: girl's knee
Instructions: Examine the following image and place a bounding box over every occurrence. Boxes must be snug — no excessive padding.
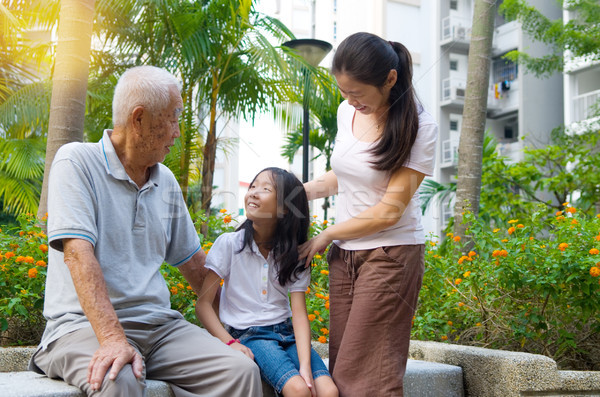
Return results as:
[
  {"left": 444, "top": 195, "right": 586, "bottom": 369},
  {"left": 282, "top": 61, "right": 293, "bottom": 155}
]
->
[
  {"left": 315, "top": 376, "right": 339, "bottom": 397},
  {"left": 281, "top": 375, "right": 311, "bottom": 397}
]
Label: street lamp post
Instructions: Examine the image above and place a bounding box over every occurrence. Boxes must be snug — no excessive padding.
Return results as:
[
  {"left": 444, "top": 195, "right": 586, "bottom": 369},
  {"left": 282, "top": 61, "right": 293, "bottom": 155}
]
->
[{"left": 282, "top": 39, "right": 332, "bottom": 183}]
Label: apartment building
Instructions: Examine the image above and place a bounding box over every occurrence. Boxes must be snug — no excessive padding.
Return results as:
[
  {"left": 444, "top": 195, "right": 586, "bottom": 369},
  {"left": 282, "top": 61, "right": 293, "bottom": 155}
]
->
[
  {"left": 221, "top": 1, "right": 568, "bottom": 236},
  {"left": 434, "top": 0, "right": 564, "bottom": 234}
]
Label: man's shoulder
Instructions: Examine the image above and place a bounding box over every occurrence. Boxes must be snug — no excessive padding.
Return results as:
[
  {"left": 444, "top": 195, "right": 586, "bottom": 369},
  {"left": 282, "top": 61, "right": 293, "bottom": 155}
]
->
[{"left": 54, "top": 141, "right": 100, "bottom": 162}]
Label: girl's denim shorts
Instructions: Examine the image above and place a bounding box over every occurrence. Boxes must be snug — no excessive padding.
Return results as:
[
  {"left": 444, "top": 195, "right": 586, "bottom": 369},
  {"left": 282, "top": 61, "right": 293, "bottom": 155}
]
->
[{"left": 226, "top": 319, "right": 331, "bottom": 393}]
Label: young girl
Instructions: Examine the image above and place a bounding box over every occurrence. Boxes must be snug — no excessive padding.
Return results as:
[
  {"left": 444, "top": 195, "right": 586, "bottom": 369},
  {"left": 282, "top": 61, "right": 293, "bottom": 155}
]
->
[{"left": 196, "top": 167, "right": 338, "bottom": 397}]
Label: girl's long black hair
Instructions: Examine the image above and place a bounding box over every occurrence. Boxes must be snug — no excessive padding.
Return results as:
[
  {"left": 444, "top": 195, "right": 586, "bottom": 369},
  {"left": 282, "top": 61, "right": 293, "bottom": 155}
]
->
[
  {"left": 237, "top": 167, "right": 310, "bottom": 286},
  {"left": 332, "top": 32, "right": 420, "bottom": 173}
]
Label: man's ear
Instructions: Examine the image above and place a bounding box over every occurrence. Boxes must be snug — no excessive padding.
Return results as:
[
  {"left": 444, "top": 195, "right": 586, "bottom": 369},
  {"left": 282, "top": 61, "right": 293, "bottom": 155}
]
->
[{"left": 131, "top": 106, "right": 145, "bottom": 134}]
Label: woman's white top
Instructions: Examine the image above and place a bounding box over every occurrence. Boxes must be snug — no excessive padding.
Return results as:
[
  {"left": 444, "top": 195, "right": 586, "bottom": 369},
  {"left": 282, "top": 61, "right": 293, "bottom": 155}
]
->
[{"left": 330, "top": 100, "right": 438, "bottom": 250}]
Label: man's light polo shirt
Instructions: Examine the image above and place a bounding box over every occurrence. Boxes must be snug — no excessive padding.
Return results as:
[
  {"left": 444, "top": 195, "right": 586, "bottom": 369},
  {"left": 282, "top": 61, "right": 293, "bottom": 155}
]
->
[
  {"left": 41, "top": 130, "right": 201, "bottom": 349},
  {"left": 206, "top": 229, "right": 310, "bottom": 330}
]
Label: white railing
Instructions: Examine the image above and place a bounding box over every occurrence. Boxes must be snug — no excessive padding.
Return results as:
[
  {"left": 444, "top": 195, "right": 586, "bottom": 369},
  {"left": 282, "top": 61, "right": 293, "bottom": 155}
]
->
[
  {"left": 441, "top": 78, "right": 466, "bottom": 102},
  {"left": 441, "top": 15, "right": 472, "bottom": 42},
  {"left": 572, "top": 89, "right": 600, "bottom": 122},
  {"left": 441, "top": 139, "right": 459, "bottom": 168}
]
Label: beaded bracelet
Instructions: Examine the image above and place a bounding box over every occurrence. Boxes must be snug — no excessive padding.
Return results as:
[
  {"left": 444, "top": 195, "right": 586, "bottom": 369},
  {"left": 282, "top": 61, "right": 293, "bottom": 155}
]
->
[{"left": 226, "top": 338, "right": 240, "bottom": 346}]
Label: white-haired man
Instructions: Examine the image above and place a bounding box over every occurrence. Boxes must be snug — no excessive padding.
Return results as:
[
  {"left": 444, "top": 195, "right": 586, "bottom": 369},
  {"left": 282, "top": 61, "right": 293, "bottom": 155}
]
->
[{"left": 29, "top": 66, "right": 262, "bottom": 396}]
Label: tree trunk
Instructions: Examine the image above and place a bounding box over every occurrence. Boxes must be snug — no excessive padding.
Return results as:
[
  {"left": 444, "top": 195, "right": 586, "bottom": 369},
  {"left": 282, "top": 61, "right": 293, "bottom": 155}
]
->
[
  {"left": 37, "top": 0, "right": 95, "bottom": 219},
  {"left": 453, "top": 0, "right": 496, "bottom": 241}
]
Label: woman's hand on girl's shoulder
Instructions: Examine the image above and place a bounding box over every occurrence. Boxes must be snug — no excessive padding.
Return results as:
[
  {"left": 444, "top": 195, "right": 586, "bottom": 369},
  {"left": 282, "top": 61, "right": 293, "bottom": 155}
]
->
[
  {"left": 230, "top": 341, "right": 254, "bottom": 360},
  {"left": 299, "top": 232, "right": 333, "bottom": 268}
]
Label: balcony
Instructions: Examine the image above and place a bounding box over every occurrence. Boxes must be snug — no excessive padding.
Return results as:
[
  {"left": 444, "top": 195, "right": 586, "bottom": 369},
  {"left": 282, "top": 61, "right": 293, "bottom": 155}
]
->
[
  {"left": 496, "top": 140, "right": 523, "bottom": 163},
  {"left": 440, "top": 139, "right": 459, "bottom": 168},
  {"left": 441, "top": 77, "right": 466, "bottom": 108},
  {"left": 487, "top": 79, "right": 519, "bottom": 118},
  {"left": 441, "top": 16, "right": 471, "bottom": 51},
  {"left": 572, "top": 89, "right": 600, "bottom": 123}
]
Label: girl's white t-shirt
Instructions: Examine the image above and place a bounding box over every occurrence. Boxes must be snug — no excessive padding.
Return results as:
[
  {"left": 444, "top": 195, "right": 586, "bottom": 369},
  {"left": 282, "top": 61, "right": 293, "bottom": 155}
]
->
[
  {"left": 330, "top": 100, "right": 438, "bottom": 250},
  {"left": 205, "top": 229, "right": 310, "bottom": 329}
]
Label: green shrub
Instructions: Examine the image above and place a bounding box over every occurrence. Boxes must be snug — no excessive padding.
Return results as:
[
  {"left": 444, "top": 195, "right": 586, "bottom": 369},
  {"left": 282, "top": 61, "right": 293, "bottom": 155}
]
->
[
  {"left": 414, "top": 204, "right": 600, "bottom": 370},
  {"left": 0, "top": 213, "right": 47, "bottom": 345}
]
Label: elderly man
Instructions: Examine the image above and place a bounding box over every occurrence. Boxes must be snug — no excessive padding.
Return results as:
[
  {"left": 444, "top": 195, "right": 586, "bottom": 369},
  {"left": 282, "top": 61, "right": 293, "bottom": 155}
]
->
[{"left": 29, "top": 66, "right": 261, "bottom": 396}]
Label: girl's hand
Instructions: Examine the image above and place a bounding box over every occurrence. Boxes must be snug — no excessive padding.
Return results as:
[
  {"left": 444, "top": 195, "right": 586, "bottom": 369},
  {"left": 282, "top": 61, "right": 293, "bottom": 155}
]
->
[
  {"left": 299, "top": 232, "right": 333, "bottom": 268},
  {"left": 299, "top": 366, "right": 316, "bottom": 397},
  {"left": 230, "top": 342, "right": 254, "bottom": 360}
]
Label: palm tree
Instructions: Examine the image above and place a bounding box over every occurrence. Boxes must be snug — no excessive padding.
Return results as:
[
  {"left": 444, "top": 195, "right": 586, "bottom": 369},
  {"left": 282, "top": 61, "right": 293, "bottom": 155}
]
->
[
  {"left": 281, "top": 68, "right": 342, "bottom": 220},
  {"left": 37, "top": 0, "right": 96, "bottom": 219},
  {"left": 0, "top": 0, "right": 58, "bottom": 217},
  {"left": 453, "top": 0, "right": 496, "bottom": 240},
  {"left": 93, "top": 0, "right": 300, "bottom": 226}
]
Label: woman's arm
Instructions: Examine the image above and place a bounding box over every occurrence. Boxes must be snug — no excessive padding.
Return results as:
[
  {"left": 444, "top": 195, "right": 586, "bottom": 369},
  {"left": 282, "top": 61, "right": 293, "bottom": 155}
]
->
[
  {"left": 304, "top": 170, "right": 338, "bottom": 200},
  {"left": 299, "top": 166, "right": 425, "bottom": 266},
  {"left": 290, "top": 291, "right": 316, "bottom": 396},
  {"left": 195, "top": 270, "right": 254, "bottom": 359}
]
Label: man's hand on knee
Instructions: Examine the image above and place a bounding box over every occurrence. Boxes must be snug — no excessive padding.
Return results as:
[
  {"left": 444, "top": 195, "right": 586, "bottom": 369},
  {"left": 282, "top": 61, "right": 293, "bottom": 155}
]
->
[{"left": 87, "top": 339, "right": 144, "bottom": 391}]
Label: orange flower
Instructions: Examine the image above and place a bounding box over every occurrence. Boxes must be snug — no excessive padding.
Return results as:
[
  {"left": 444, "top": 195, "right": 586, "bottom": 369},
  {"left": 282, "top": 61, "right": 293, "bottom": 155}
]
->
[
  {"left": 555, "top": 211, "right": 563, "bottom": 216},
  {"left": 223, "top": 215, "right": 232, "bottom": 224},
  {"left": 170, "top": 286, "right": 178, "bottom": 294},
  {"left": 16, "top": 256, "right": 25, "bottom": 263},
  {"left": 177, "top": 283, "right": 184, "bottom": 289},
  {"left": 24, "top": 256, "right": 34, "bottom": 264},
  {"left": 558, "top": 243, "right": 568, "bottom": 251},
  {"left": 19, "top": 231, "right": 25, "bottom": 236},
  {"left": 566, "top": 207, "right": 576, "bottom": 214},
  {"left": 517, "top": 224, "right": 524, "bottom": 228},
  {"left": 315, "top": 293, "right": 326, "bottom": 299},
  {"left": 324, "top": 301, "right": 330, "bottom": 309},
  {"left": 589, "top": 248, "right": 600, "bottom": 255},
  {"left": 318, "top": 336, "right": 327, "bottom": 343},
  {"left": 508, "top": 227, "right": 516, "bottom": 235},
  {"left": 463, "top": 271, "right": 471, "bottom": 277},
  {"left": 595, "top": 235, "right": 600, "bottom": 241},
  {"left": 590, "top": 267, "right": 600, "bottom": 277},
  {"left": 458, "top": 302, "right": 465, "bottom": 307},
  {"left": 219, "top": 208, "right": 227, "bottom": 213},
  {"left": 447, "top": 321, "right": 453, "bottom": 326},
  {"left": 36, "top": 260, "right": 46, "bottom": 267},
  {"left": 39, "top": 244, "right": 48, "bottom": 253},
  {"left": 441, "top": 335, "right": 448, "bottom": 341},
  {"left": 322, "top": 220, "right": 328, "bottom": 225},
  {"left": 320, "top": 270, "right": 329, "bottom": 275},
  {"left": 308, "top": 314, "right": 316, "bottom": 321},
  {"left": 320, "top": 328, "right": 329, "bottom": 335},
  {"left": 28, "top": 268, "right": 38, "bottom": 278},
  {"left": 453, "top": 235, "right": 461, "bottom": 242},
  {"left": 508, "top": 219, "right": 519, "bottom": 224},
  {"left": 468, "top": 251, "right": 476, "bottom": 257},
  {"left": 454, "top": 278, "right": 462, "bottom": 285}
]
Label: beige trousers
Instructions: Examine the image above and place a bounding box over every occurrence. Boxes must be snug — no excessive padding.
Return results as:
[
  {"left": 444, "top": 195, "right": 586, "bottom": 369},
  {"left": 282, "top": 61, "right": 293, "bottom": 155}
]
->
[{"left": 30, "top": 319, "right": 262, "bottom": 397}]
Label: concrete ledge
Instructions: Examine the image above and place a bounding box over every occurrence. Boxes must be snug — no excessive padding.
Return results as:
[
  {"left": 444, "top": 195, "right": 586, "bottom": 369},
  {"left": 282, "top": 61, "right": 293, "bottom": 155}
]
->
[
  {"left": 1, "top": 344, "right": 465, "bottom": 397},
  {"left": 0, "top": 372, "right": 174, "bottom": 397},
  {"left": 409, "top": 340, "right": 600, "bottom": 397}
]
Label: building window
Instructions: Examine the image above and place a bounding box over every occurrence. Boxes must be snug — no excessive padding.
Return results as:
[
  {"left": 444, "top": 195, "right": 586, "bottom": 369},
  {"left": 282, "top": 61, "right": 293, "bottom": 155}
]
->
[
  {"left": 450, "top": 60, "right": 458, "bottom": 71},
  {"left": 450, "top": 0, "right": 458, "bottom": 11},
  {"left": 450, "top": 120, "right": 459, "bottom": 131},
  {"left": 504, "top": 126, "right": 514, "bottom": 140},
  {"left": 493, "top": 57, "right": 518, "bottom": 83}
]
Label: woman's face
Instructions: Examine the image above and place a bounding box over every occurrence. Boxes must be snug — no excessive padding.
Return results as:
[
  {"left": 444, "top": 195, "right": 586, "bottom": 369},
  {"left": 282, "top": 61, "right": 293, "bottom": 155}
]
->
[
  {"left": 245, "top": 171, "right": 279, "bottom": 222},
  {"left": 334, "top": 70, "right": 396, "bottom": 115}
]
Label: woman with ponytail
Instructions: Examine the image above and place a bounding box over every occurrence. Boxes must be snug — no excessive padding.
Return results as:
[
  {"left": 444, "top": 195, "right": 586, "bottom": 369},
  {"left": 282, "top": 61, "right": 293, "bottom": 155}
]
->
[{"left": 300, "top": 32, "right": 438, "bottom": 396}]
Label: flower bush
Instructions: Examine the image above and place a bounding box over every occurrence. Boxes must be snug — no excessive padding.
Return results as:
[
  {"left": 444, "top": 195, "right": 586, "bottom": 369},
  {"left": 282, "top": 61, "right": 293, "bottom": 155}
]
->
[
  {"left": 0, "top": 213, "right": 48, "bottom": 345},
  {"left": 414, "top": 203, "right": 600, "bottom": 370}
]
